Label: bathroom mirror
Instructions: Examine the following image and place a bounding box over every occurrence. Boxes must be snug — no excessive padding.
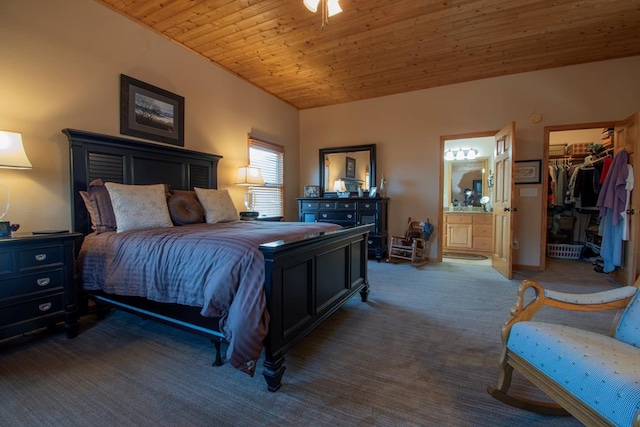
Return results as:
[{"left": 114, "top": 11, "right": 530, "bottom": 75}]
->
[
  {"left": 319, "top": 144, "right": 376, "bottom": 197},
  {"left": 446, "top": 158, "right": 488, "bottom": 206}
]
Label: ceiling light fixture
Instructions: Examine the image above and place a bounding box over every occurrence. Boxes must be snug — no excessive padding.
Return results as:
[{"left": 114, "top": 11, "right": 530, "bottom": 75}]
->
[{"left": 304, "top": 0, "right": 342, "bottom": 28}]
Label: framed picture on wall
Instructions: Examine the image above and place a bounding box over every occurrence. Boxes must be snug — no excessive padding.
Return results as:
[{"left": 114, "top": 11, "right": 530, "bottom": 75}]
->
[
  {"left": 346, "top": 157, "right": 356, "bottom": 178},
  {"left": 514, "top": 159, "right": 542, "bottom": 184},
  {"left": 120, "top": 74, "right": 185, "bottom": 146}
]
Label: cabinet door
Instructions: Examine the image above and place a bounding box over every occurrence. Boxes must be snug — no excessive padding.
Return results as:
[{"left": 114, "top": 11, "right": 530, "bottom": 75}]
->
[
  {"left": 302, "top": 212, "right": 317, "bottom": 222},
  {"left": 358, "top": 212, "right": 378, "bottom": 233},
  {"left": 446, "top": 224, "right": 473, "bottom": 249}
]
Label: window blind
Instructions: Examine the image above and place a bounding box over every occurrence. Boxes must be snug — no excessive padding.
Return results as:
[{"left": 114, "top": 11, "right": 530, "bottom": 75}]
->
[{"left": 249, "top": 137, "right": 284, "bottom": 217}]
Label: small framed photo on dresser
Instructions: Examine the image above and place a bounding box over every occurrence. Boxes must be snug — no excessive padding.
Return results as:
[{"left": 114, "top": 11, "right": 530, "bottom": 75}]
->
[
  {"left": 368, "top": 187, "right": 378, "bottom": 198},
  {"left": 304, "top": 185, "right": 320, "bottom": 198}
]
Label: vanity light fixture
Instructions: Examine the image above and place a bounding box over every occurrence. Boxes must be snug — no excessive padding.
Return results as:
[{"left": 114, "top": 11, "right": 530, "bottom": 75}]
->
[
  {"left": 304, "top": 0, "right": 342, "bottom": 28},
  {"left": 444, "top": 148, "right": 479, "bottom": 161}
]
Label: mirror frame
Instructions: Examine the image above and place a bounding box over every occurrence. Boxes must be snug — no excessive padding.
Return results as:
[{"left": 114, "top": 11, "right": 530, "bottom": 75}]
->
[{"left": 319, "top": 144, "right": 376, "bottom": 197}]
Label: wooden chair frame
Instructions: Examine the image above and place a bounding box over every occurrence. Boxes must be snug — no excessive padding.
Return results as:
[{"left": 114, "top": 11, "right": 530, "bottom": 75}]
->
[{"left": 487, "top": 278, "right": 640, "bottom": 426}]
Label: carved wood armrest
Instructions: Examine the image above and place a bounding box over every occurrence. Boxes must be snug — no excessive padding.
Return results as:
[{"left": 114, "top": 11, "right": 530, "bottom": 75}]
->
[{"left": 500, "top": 280, "right": 637, "bottom": 341}]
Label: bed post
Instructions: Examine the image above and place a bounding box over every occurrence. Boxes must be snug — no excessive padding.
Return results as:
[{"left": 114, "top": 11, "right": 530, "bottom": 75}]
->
[{"left": 262, "top": 351, "right": 286, "bottom": 392}]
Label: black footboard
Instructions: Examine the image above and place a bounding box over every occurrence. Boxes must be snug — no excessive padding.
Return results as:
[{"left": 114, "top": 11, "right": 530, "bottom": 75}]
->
[{"left": 260, "top": 224, "right": 370, "bottom": 391}]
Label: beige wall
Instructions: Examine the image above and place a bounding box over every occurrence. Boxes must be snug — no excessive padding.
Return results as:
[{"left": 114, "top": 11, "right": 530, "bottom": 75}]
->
[
  {"left": 3, "top": 0, "right": 640, "bottom": 268},
  {"left": 300, "top": 56, "right": 640, "bottom": 267},
  {"left": 0, "top": 0, "right": 299, "bottom": 232}
]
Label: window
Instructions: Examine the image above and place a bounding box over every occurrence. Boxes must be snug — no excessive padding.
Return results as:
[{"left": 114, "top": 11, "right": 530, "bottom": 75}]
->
[{"left": 248, "top": 136, "right": 284, "bottom": 217}]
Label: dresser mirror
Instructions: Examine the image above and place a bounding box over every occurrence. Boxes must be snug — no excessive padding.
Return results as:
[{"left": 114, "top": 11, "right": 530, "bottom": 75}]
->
[{"left": 319, "top": 144, "right": 376, "bottom": 197}]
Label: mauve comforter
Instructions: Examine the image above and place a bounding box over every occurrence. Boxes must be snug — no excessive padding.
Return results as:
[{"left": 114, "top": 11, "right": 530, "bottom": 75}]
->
[{"left": 78, "top": 221, "right": 340, "bottom": 376}]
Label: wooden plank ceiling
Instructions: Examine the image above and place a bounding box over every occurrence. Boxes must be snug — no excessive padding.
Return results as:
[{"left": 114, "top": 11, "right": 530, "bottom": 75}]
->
[{"left": 95, "top": 0, "right": 640, "bottom": 110}]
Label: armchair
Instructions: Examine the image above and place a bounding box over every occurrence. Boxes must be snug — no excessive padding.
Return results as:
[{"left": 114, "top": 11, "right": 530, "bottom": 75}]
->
[{"left": 487, "top": 278, "right": 640, "bottom": 426}]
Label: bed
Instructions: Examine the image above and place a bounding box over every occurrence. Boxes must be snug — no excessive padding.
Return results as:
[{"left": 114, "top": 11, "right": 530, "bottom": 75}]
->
[{"left": 64, "top": 128, "right": 370, "bottom": 391}]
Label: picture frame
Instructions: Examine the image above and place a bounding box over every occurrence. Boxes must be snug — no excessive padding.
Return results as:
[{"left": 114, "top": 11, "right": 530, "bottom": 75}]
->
[
  {"left": 346, "top": 156, "right": 356, "bottom": 178},
  {"left": 514, "top": 159, "right": 542, "bottom": 184},
  {"left": 368, "top": 186, "right": 378, "bottom": 198},
  {"left": 304, "top": 185, "right": 320, "bottom": 198},
  {"left": 120, "top": 74, "right": 185, "bottom": 146}
]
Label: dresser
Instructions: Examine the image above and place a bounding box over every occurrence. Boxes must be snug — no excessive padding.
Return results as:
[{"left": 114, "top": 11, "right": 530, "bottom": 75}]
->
[
  {"left": 298, "top": 197, "right": 389, "bottom": 260},
  {"left": 0, "top": 232, "right": 82, "bottom": 340},
  {"left": 444, "top": 212, "right": 493, "bottom": 254}
]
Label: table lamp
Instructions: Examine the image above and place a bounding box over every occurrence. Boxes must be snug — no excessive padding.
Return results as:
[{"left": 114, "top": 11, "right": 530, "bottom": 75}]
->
[
  {"left": 333, "top": 179, "right": 349, "bottom": 198},
  {"left": 235, "top": 166, "right": 264, "bottom": 219},
  {"left": 0, "top": 130, "right": 33, "bottom": 237}
]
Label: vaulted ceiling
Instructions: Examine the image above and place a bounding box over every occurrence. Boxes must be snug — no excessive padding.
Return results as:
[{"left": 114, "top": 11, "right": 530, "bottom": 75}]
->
[{"left": 95, "top": 0, "right": 640, "bottom": 110}]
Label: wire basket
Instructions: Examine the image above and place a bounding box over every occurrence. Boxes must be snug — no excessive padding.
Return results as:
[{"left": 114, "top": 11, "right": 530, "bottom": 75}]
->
[{"left": 546, "top": 243, "right": 584, "bottom": 260}]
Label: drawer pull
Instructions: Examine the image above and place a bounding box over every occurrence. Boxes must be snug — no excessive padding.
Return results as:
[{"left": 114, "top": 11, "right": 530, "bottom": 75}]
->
[
  {"left": 368, "top": 240, "right": 373, "bottom": 244},
  {"left": 37, "top": 277, "right": 51, "bottom": 286},
  {"left": 321, "top": 213, "right": 328, "bottom": 218},
  {"left": 35, "top": 254, "right": 47, "bottom": 262},
  {"left": 345, "top": 204, "right": 350, "bottom": 208},
  {"left": 323, "top": 203, "right": 331, "bottom": 208},
  {"left": 347, "top": 214, "right": 353, "bottom": 219},
  {"left": 365, "top": 204, "right": 371, "bottom": 208},
  {"left": 39, "top": 302, "right": 52, "bottom": 312}
]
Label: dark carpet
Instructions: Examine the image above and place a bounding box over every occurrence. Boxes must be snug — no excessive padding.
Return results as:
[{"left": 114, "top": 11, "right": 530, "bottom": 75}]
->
[{"left": 0, "top": 260, "right": 616, "bottom": 426}]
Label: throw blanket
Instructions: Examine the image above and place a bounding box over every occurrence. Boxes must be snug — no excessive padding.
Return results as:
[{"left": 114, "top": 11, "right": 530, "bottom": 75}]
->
[{"left": 78, "top": 221, "right": 341, "bottom": 375}]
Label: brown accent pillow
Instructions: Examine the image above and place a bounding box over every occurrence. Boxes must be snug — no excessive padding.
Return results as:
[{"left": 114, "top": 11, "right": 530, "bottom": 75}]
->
[
  {"left": 81, "top": 178, "right": 117, "bottom": 233},
  {"left": 168, "top": 191, "right": 205, "bottom": 225}
]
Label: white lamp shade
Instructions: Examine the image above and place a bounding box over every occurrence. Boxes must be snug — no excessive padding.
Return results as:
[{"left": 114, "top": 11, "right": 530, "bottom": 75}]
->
[
  {"left": 0, "top": 131, "right": 32, "bottom": 169},
  {"left": 235, "top": 166, "right": 264, "bottom": 186},
  {"left": 327, "top": 0, "right": 342, "bottom": 17},
  {"left": 303, "top": 0, "right": 320, "bottom": 12},
  {"left": 455, "top": 150, "right": 466, "bottom": 160},
  {"left": 333, "top": 179, "right": 347, "bottom": 192}
]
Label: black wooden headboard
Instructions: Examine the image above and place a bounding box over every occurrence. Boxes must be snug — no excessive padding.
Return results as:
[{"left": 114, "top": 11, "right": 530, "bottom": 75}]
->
[{"left": 63, "top": 129, "right": 222, "bottom": 235}]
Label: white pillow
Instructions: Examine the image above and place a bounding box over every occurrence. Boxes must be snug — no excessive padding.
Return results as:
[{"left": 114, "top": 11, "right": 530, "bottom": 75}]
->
[
  {"left": 194, "top": 187, "right": 239, "bottom": 223},
  {"left": 104, "top": 183, "right": 173, "bottom": 232}
]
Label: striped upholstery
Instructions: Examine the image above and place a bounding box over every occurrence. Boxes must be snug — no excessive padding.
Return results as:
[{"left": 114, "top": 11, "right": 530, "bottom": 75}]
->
[{"left": 508, "top": 321, "right": 640, "bottom": 426}]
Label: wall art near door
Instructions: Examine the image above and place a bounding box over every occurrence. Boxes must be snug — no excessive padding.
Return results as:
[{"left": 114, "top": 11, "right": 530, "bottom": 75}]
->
[{"left": 514, "top": 159, "right": 541, "bottom": 184}]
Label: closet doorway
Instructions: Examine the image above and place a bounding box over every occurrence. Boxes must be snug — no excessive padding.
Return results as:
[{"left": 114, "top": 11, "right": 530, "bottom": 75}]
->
[{"left": 542, "top": 122, "right": 616, "bottom": 277}]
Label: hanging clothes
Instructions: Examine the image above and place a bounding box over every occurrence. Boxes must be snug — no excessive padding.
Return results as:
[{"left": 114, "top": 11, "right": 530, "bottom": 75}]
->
[{"left": 596, "top": 149, "right": 629, "bottom": 273}]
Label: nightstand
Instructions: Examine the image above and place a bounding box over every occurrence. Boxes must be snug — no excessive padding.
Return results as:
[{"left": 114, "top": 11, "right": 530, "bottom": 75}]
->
[{"left": 0, "top": 232, "right": 83, "bottom": 340}]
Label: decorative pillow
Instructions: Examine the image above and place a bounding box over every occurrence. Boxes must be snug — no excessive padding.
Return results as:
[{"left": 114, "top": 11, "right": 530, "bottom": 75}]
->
[
  {"left": 104, "top": 182, "right": 173, "bottom": 232},
  {"left": 167, "top": 191, "right": 205, "bottom": 225},
  {"left": 194, "top": 187, "right": 239, "bottom": 223},
  {"left": 79, "top": 191, "right": 98, "bottom": 231},
  {"left": 81, "top": 178, "right": 117, "bottom": 233}
]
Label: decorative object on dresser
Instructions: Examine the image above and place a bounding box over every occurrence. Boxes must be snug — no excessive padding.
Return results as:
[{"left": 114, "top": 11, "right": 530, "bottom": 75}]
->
[
  {"left": 298, "top": 197, "right": 389, "bottom": 261},
  {"left": 303, "top": 185, "right": 320, "bottom": 198},
  {"left": 0, "top": 232, "right": 83, "bottom": 341},
  {"left": 0, "top": 130, "right": 33, "bottom": 238},
  {"left": 119, "top": 74, "right": 184, "bottom": 146},
  {"left": 64, "top": 128, "right": 371, "bottom": 392}
]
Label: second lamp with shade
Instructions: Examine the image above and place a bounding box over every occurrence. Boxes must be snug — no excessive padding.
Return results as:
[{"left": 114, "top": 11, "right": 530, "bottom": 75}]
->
[{"left": 235, "top": 166, "right": 264, "bottom": 217}]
